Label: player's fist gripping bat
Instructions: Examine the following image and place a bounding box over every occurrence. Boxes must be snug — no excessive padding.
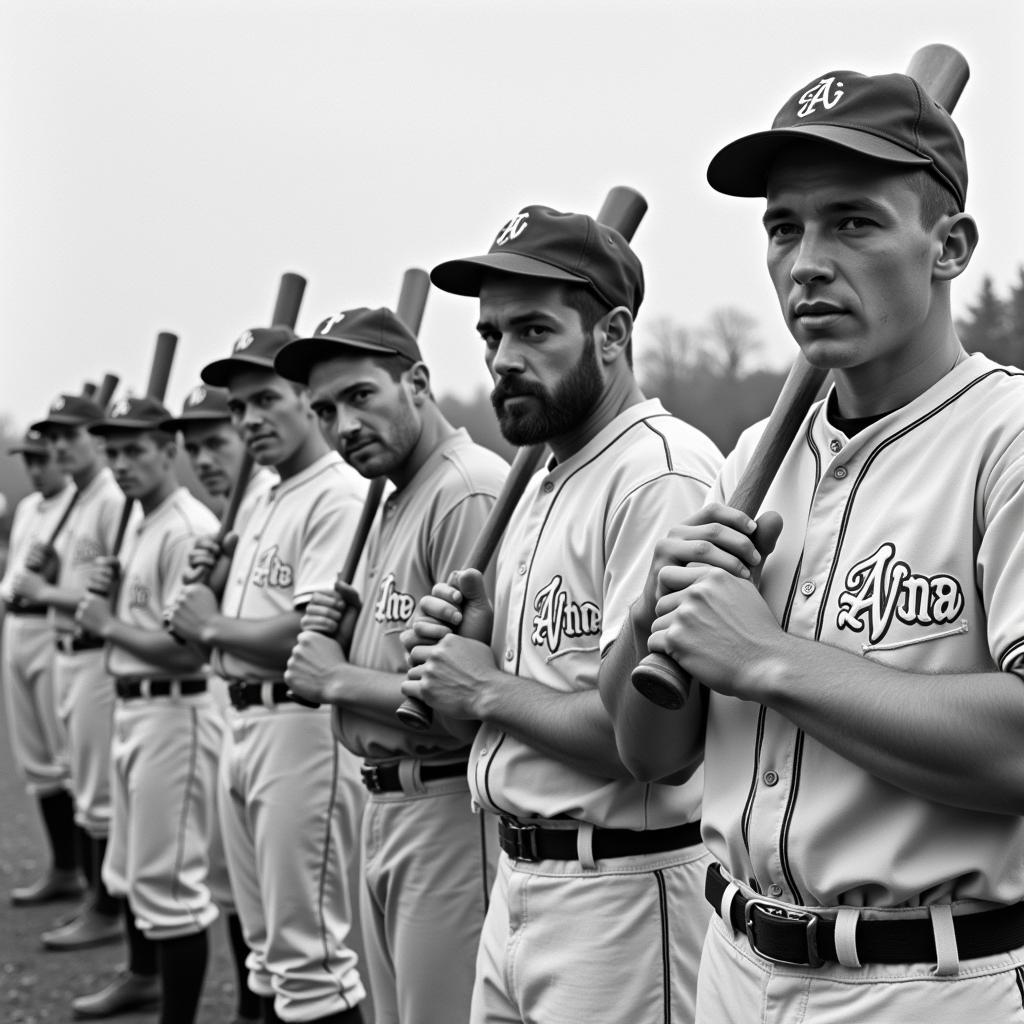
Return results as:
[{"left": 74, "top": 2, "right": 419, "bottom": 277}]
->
[
  {"left": 630, "top": 44, "right": 971, "bottom": 709},
  {"left": 395, "top": 186, "right": 649, "bottom": 729}
]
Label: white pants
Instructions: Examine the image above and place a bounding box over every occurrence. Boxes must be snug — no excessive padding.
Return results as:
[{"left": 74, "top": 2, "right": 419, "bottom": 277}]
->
[
  {"left": 219, "top": 704, "right": 367, "bottom": 1022},
  {"left": 697, "top": 908, "right": 1024, "bottom": 1023},
  {"left": 361, "top": 772, "right": 496, "bottom": 1024},
  {"left": 2, "top": 615, "right": 67, "bottom": 796},
  {"left": 471, "top": 841, "right": 714, "bottom": 1024},
  {"left": 102, "top": 691, "right": 223, "bottom": 940}
]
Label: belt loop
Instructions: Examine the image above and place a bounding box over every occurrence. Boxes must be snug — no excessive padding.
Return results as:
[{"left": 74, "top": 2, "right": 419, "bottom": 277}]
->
[
  {"left": 170, "top": 679, "right": 182, "bottom": 701},
  {"left": 719, "top": 881, "right": 741, "bottom": 937},
  {"left": 834, "top": 907, "right": 861, "bottom": 968},
  {"left": 576, "top": 822, "right": 597, "bottom": 870},
  {"left": 140, "top": 678, "right": 152, "bottom": 699},
  {"left": 260, "top": 682, "right": 276, "bottom": 710},
  {"left": 929, "top": 904, "right": 960, "bottom": 976},
  {"left": 398, "top": 760, "right": 423, "bottom": 794}
]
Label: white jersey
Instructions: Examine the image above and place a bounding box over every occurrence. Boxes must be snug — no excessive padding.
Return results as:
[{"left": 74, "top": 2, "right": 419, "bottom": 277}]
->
[
  {"left": 469, "top": 398, "right": 722, "bottom": 828},
  {"left": 1, "top": 482, "right": 74, "bottom": 603},
  {"left": 108, "top": 487, "right": 219, "bottom": 678},
  {"left": 213, "top": 452, "right": 367, "bottom": 681},
  {"left": 702, "top": 354, "right": 1024, "bottom": 908}
]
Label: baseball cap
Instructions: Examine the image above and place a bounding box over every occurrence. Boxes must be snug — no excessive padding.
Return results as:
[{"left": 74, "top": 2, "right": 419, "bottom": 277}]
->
[
  {"left": 31, "top": 394, "right": 106, "bottom": 432},
  {"left": 8, "top": 428, "right": 50, "bottom": 456},
  {"left": 88, "top": 396, "right": 173, "bottom": 435},
  {"left": 274, "top": 307, "right": 422, "bottom": 385},
  {"left": 431, "top": 205, "right": 645, "bottom": 316},
  {"left": 200, "top": 327, "right": 298, "bottom": 387},
  {"left": 160, "top": 384, "right": 232, "bottom": 432},
  {"left": 706, "top": 70, "right": 967, "bottom": 210}
]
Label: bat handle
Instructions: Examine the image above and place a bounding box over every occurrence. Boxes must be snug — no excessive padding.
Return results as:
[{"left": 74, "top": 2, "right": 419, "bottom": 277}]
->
[
  {"left": 396, "top": 695, "right": 434, "bottom": 730},
  {"left": 630, "top": 652, "right": 693, "bottom": 710}
]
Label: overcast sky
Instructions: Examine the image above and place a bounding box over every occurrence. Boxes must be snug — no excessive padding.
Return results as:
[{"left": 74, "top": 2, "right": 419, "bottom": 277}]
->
[{"left": 2, "top": 0, "right": 1021, "bottom": 431}]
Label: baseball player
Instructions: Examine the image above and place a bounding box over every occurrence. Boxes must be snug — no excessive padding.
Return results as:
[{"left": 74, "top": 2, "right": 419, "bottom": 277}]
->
[
  {"left": 165, "top": 326, "right": 370, "bottom": 1024},
  {"left": 607, "top": 70, "right": 1024, "bottom": 1021},
  {"left": 70, "top": 397, "right": 221, "bottom": 1023},
  {"left": 2, "top": 429, "right": 79, "bottom": 905},
  {"left": 402, "top": 205, "right": 723, "bottom": 1024},
  {"left": 11, "top": 392, "right": 137, "bottom": 951},
  {"left": 276, "top": 306, "right": 508, "bottom": 1024}
]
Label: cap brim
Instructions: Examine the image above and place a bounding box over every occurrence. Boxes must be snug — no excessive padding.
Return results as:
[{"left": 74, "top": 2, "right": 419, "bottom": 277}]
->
[
  {"left": 88, "top": 419, "right": 168, "bottom": 435},
  {"left": 430, "top": 252, "right": 589, "bottom": 297},
  {"left": 8, "top": 443, "right": 48, "bottom": 455},
  {"left": 30, "top": 414, "right": 91, "bottom": 431},
  {"left": 160, "top": 413, "right": 231, "bottom": 432},
  {"left": 274, "top": 338, "right": 401, "bottom": 384},
  {"left": 707, "top": 125, "right": 932, "bottom": 197},
  {"left": 200, "top": 354, "right": 276, "bottom": 387}
]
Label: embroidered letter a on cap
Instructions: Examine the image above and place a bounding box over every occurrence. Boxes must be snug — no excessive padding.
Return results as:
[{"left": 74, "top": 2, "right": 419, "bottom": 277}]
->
[
  {"left": 319, "top": 312, "right": 346, "bottom": 335},
  {"left": 495, "top": 211, "right": 530, "bottom": 246},
  {"left": 234, "top": 330, "right": 255, "bottom": 351},
  {"left": 110, "top": 398, "right": 131, "bottom": 418},
  {"left": 797, "top": 76, "right": 845, "bottom": 118},
  {"left": 186, "top": 385, "right": 207, "bottom": 408}
]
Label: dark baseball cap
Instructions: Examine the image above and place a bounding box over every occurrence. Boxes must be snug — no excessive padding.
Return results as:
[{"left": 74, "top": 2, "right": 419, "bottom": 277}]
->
[
  {"left": 707, "top": 70, "right": 967, "bottom": 210},
  {"left": 31, "top": 394, "right": 106, "bottom": 431},
  {"left": 200, "top": 327, "right": 298, "bottom": 387},
  {"left": 160, "top": 384, "right": 232, "bottom": 432},
  {"left": 88, "top": 396, "right": 173, "bottom": 435},
  {"left": 8, "top": 428, "right": 50, "bottom": 456},
  {"left": 431, "top": 205, "right": 645, "bottom": 316},
  {"left": 274, "top": 307, "right": 423, "bottom": 385}
]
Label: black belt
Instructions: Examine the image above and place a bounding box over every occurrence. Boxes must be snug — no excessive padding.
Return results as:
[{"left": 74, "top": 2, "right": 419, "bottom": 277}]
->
[
  {"left": 227, "top": 680, "right": 314, "bottom": 711},
  {"left": 706, "top": 862, "right": 1024, "bottom": 967},
  {"left": 360, "top": 760, "right": 468, "bottom": 793},
  {"left": 115, "top": 678, "right": 207, "bottom": 701},
  {"left": 56, "top": 634, "right": 105, "bottom": 653},
  {"left": 6, "top": 601, "right": 47, "bottom": 617},
  {"left": 499, "top": 816, "right": 702, "bottom": 863}
]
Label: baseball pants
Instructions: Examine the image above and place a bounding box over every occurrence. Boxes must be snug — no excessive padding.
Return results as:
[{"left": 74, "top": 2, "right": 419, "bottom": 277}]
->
[
  {"left": 471, "top": 840, "right": 714, "bottom": 1024},
  {"left": 697, "top": 910, "right": 1024, "bottom": 1023},
  {"left": 53, "top": 648, "right": 114, "bottom": 837},
  {"left": 2, "top": 615, "right": 68, "bottom": 795},
  {"left": 361, "top": 772, "right": 497, "bottom": 1024},
  {"left": 219, "top": 704, "right": 367, "bottom": 1022},
  {"left": 102, "top": 691, "right": 223, "bottom": 940}
]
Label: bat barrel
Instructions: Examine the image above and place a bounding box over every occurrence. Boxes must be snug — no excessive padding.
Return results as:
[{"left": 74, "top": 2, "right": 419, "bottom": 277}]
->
[
  {"left": 146, "top": 332, "right": 178, "bottom": 402},
  {"left": 271, "top": 272, "right": 307, "bottom": 329},
  {"left": 96, "top": 373, "right": 120, "bottom": 411},
  {"left": 595, "top": 186, "right": 648, "bottom": 241},
  {"left": 395, "top": 269, "right": 431, "bottom": 336}
]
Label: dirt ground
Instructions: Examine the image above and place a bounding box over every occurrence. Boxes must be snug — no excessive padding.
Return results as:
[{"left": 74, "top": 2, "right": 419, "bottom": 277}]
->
[{"left": 0, "top": 723, "right": 239, "bottom": 1024}]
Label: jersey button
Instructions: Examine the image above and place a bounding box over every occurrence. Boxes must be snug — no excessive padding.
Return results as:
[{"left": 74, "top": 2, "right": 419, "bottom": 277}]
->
[
  {"left": 504, "top": 648, "right": 514, "bottom": 662},
  {"left": 829, "top": 439, "right": 843, "bottom": 454},
  {"left": 800, "top": 581, "right": 815, "bottom": 597},
  {"left": 479, "top": 748, "right": 487, "bottom": 757},
  {"left": 542, "top": 481, "right": 554, "bottom": 494},
  {"left": 767, "top": 883, "right": 784, "bottom": 898},
  {"left": 518, "top": 563, "right": 527, "bottom": 576},
  {"left": 833, "top": 466, "right": 848, "bottom": 480},
  {"left": 762, "top": 769, "right": 779, "bottom": 787}
]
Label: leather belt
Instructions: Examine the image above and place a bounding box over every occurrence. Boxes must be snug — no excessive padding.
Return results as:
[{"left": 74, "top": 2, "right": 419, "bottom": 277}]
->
[
  {"left": 360, "top": 760, "right": 468, "bottom": 793},
  {"left": 498, "top": 816, "right": 702, "bottom": 863},
  {"left": 706, "top": 863, "right": 1024, "bottom": 966},
  {"left": 227, "top": 679, "right": 313, "bottom": 711},
  {"left": 6, "top": 601, "right": 47, "bottom": 617},
  {"left": 115, "top": 678, "right": 207, "bottom": 701},
  {"left": 56, "top": 634, "right": 105, "bottom": 653}
]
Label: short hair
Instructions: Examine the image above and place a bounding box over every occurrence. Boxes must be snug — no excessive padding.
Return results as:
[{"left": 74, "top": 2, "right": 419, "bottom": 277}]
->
[
  {"left": 902, "top": 168, "right": 960, "bottom": 227},
  {"left": 370, "top": 352, "right": 415, "bottom": 383},
  {"left": 561, "top": 284, "right": 633, "bottom": 368}
]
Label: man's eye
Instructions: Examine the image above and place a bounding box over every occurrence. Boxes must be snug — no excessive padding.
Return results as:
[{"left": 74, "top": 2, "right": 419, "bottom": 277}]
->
[
  {"left": 523, "top": 325, "right": 549, "bottom": 339},
  {"left": 314, "top": 406, "right": 335, "bottom": 422},
  {"left": 767, "top": 223, "right": 800, "bottom": 239},
  {"left": 838, "top": 216, "right": 874, "bottom": 230}
]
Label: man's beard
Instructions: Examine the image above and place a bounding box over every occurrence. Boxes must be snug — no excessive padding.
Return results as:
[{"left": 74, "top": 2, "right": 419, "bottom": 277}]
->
[{"left": 491, "top": 340, "right": 604, "bottom": 446}]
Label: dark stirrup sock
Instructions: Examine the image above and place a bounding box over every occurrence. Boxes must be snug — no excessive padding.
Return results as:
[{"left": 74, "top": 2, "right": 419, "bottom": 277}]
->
[
  {"left": 39, "top": 790, "right": 78, "bottom": 871},
  {"left": 124, "top": 901, "right": 158, "bottom": 976},
  {"left": 227, "top": 912, "right": 261, "bottom": 1020},
  {"left": 75, "top": 826, "right": 95, "bottom": 890},
  {"left": 157, "top": 928, "right": 209, "bottom": 1024},
  {"left": 90, "top": 837, "right": 120, "bottom": 916}
]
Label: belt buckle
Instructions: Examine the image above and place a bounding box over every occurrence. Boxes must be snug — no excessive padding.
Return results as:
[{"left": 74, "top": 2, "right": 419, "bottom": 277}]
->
[
  {"left": 744, "top": 897, "right": 823, "bottom": 968},
  {"left": 360, "top": 764, "right": 382, "bottom": 793},
  {"left": 227, "top": 681, "right": 246, "bottom": 710},
  {"left": 502, "top": 819, "right": 539, "bottom": 862}
]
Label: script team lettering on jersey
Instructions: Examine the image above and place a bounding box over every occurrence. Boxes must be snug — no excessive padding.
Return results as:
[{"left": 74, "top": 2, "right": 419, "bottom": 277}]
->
[
  {"left": 531, "top": 575, "right": 601, "bottom": 653},
  {"left": 836, "top": 542, "right": 965, "bottom": 645},
  {"left": 373, "top": 573, "right": 415, "bottom": 624},
  {"left": 128, "top": 581, "right": 150, "bottom": 610},
  {"left": 251, "top": 545, "right": 294, "bottom": 589}
]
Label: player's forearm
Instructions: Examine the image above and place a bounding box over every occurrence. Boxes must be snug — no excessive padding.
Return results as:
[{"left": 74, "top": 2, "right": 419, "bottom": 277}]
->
[
  {"left": 204, "top": 611, "right": 303, "bottom": 671},
  {"left": 476, "top": 675, "right": 632, "bottom": 780},
  {"left": 36, "top": 584, "right": 82, "bottom": 613},
  {"left": 751, "top": 635, "right": 1024, "bottom": 815},
  {"left": 102, "top": 620, "right": 206, "bottom": 673}
]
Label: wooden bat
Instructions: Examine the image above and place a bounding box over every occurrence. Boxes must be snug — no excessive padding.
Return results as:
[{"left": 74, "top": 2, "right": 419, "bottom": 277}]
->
[
  {"left": 81, "top": 381, "right": 97, "bottom": 401},
  {"left": 96, "top": 373, "right": 120, "bottom": 412},
  {"left": 396, "top": 186, "right": 649, "bottom": 729},
  {"left": 630, "top": 44, "right": 971, "bottom": 709},
  {"left": 271, "top": 271, "right": 306, "bottom": 328}
]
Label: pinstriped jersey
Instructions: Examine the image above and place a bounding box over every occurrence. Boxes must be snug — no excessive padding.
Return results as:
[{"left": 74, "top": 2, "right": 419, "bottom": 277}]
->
[
  {"left": 1, "top": 483, "right": 74, "bottom": 603},
  {"left": 108, "top": 487, "right": 218, "bottom": 678},
  {"left": 701, "top": 354, "right": 1024, "bottom": 909},
  {"left": 213, "top": 452, "right": 367, "bottom": 682},
  {"left": 469, "top": 399, "right": 723, "bottom": 828}
]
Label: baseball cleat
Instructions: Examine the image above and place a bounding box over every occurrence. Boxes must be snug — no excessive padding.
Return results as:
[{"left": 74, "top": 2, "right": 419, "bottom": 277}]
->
[
  {"left": 10, "top": 868, "right": 85, "bottom": 906},
  {"left": 71, "top": 969, "right": 161, "bottom": 1019},
  {"left": 40, "top": 905, "right": 122, "bottom": 950}
]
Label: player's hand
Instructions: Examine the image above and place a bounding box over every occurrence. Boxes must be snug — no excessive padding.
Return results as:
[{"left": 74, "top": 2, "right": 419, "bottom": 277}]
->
[
  {"left": 285, "top": 630, "right": 346, "bottom": 705},
  {"left": 85, "top": 557, "right": 119, "bottom": 598},
  {"left": 183, "top": 534, "right": 234, "bottom": 584},
  {"left": 300, "top": 580, "right": 362, "bottom": 649},
  {"left": 403, "top": 570, "right": 494, "bottom": 665},
  {"left": 75, "top": 593, "right": 113, "bottom": 637},
  {"left": 164, "top": 583, "right": 219, "bottom": 644},
  {"left": 10, "top": 569, "right": 46, "bottom": 602},
  {"left": 24, "top": 541, "right": 58, "bottom": 578},
  {"left": 402, "top": 634, "right": 499, "bottom": 720}
]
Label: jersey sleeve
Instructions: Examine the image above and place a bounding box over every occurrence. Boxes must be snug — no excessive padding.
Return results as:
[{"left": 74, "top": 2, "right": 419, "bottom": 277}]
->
[
  {"left": 426, "top": 491, "right": 501, "bottom": 599},
  {"left": 292, "top": 487, "right": 364, "bottom": 608}
]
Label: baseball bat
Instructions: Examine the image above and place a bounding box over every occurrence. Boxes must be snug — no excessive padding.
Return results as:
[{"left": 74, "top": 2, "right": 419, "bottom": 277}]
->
[
  {"left": 396, "top": 268, "right": 430, "bottom": 335},
  {"left": 96, "top": 373, "right": 120, "bottom": 411},
  {"left": 630, "top": 44, "right": 971, "bottom": 709},
  {"left": 396, "top": 186, "right": 649, "bottom": 729},
  {"left": 81, "top": 381, "right": 97, "bottom": 401},
  {"left": 271, "top": 271, "right": 306, "bottom": 328}
]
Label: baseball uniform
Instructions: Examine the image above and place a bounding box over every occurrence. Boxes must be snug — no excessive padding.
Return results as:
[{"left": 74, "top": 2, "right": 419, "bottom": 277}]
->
[
  {"left": 335, "top": 427, "right": 507, "bottom": 1024},
  {"left": 213, "top": 450, "right": 369, "bottom": 1022},
  {"left": 1, "top": 480, "right": 75, "bottom": 797},
  {"left": 694, "top": 356, "right": 1024, "bottom": 1021},
  {"left": 469, "top": 398, "right": 722, "bottom": 1024}
]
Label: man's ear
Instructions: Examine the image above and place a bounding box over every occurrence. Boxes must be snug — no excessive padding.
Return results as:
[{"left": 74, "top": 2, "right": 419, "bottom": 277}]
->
[
  {"left": 406, "top": 362, "right": 432, "bottom": 405},
  {"left": 933, "top": 212, "right": 978, "bottom": 282},
  {"left": 596, "top": 307, "right": 634, "bottom": 365}
]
